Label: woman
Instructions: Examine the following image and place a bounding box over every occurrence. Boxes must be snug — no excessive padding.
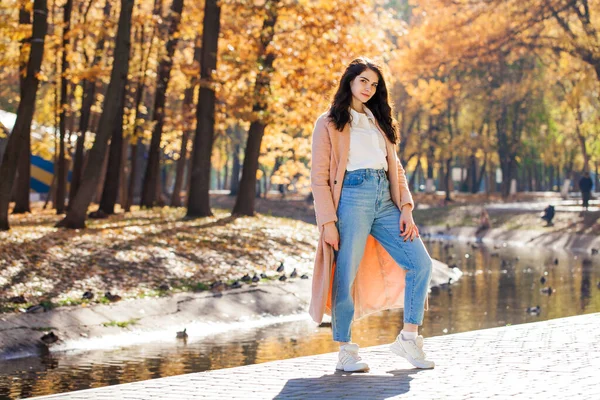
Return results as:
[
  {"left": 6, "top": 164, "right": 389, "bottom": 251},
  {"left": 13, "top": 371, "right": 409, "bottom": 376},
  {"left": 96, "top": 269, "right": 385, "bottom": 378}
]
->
[{"left": 309, "top": 57, "right": 434, "bottom": 372}]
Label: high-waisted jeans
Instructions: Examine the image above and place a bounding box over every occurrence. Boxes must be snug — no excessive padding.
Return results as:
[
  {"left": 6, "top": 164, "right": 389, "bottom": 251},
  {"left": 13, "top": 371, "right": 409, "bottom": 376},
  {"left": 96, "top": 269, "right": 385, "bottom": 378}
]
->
[{"left": 332, "top": 168, "right": 433, "bottom": 342}]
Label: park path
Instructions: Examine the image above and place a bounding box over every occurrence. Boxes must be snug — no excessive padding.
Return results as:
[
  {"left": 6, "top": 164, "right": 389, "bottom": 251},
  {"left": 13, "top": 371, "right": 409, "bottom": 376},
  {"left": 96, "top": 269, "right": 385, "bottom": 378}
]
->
[{"left": 32, "top": 312, "right": 600, "bottom": 399}]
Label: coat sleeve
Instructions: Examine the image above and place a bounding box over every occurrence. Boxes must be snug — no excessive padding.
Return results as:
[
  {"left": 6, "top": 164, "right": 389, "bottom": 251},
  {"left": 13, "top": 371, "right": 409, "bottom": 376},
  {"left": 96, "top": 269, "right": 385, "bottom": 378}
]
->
[
  {"left": 396, "top": 156, "right": 414, "bottom": 211},
  {"left": 310, "top": 115, "right": 337, "bottom": 229}
]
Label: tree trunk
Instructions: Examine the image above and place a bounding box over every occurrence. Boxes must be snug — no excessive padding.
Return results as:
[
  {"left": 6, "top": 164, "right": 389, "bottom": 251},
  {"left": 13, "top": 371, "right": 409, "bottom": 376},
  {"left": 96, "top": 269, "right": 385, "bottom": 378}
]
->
[
  {"left": 123, "top": 20, "right": 155, "bottom": 211},
  {"left": 0, "top": 0, "right": 48, "bottom": 231},
  {"left": 69, "top": 1, "right": 111, "bottom": 206},
  {"left": 99, "top": 86, "right": 127, "bottom": 215},
  {"left": 12, "top": 5, "right": 33, "bottom": 215},
  {"left": 171, "top": 36, "right": 200, "bottom": 207},
  {"left": 187, "top": 0, "right": 221, "bottom": 217},
  {"left": 232, "top": 0, "right": 280, "bottom": 216},
  {"left": 56, "top": 0, "right": 134, "bottom": 229},
  {"left": 476, "top": 157, "right": 486, "bottom": 193},
  {"left": 140, "top": 0, "right": 185, "bottom": 208},
  {"left": 575, "top": 106, "right": 590, "bottom": 172},
  {"left": 469, "top": 153, "right": 478, "bottom": 193},
  {"left": 12, "top": 133, "right": 31, "bottom": 214},
  {"left": 171, "top": 128, "right": 189, "bottom": 206},
  {"left": 229, "top": 142, "right": 241, "bottom": 196},
  {"left": 124, "top": 142, "right": 139, "bottom": 211},
  {"left": 595, "top": 161, "right": 599, "bottom": 193},
  {"left": 409, "top": 158, "right": 421, "bottom": 190},
  {"left": 56, "top": 0, "right": 73, "bottom": 214},
  {"left": 118, "top": 130, "right": 129, "bottom": 206},
  {"left": 445, "top": 157, "right": 452, "bottom": 201},
  {"left": 223, "top": 148, "right": 229, "bottom": 190}
]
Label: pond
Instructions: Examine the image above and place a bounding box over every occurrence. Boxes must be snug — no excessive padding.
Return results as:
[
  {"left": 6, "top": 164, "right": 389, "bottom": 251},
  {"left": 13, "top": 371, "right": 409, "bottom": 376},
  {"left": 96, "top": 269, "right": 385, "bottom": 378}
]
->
[{"left": 1, "top": 239, "right": 598, "bottom": 399}]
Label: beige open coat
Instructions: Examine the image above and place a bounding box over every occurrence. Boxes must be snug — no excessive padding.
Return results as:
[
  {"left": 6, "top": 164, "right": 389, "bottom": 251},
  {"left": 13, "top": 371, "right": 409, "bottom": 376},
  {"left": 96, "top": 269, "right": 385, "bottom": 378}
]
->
[{"left": 309, "top": 109, "right": 418, "bottom": 324}]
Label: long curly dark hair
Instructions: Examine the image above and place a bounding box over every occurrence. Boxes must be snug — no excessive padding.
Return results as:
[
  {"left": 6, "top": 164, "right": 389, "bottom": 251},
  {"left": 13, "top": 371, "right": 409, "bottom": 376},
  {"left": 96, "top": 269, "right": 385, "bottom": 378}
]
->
[{"left": 329, "top": 57, "right": 398, "bottom": 144}]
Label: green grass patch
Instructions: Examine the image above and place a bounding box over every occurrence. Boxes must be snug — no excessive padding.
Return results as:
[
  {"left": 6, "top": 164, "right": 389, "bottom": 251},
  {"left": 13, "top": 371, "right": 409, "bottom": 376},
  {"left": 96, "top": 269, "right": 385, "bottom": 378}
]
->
[{"left": 102, "top": 318, "right": 140, "bottom": 328}]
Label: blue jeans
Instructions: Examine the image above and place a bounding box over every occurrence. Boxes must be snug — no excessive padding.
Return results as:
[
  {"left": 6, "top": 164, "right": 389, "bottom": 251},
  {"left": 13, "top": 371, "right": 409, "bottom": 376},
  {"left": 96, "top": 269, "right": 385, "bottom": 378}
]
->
[{"left": 332, "top": 168, "right": 433, "bottom": 342}]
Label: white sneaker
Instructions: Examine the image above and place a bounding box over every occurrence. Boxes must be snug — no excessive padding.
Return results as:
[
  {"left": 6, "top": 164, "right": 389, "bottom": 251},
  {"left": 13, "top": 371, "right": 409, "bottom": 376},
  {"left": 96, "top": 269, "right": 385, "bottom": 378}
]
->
[
  {"left": 336, "top": 343, "right": 370, "bottom": 372},
  {"left": 390, "top": 334, "right": 435, "bottom": 369}
]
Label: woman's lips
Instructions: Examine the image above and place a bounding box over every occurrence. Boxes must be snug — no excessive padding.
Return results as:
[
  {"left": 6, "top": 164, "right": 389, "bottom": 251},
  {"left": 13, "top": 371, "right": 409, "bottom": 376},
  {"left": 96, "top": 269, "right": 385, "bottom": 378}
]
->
[{"left": 361, "top": 93, "right": 370, "bottom": 98}]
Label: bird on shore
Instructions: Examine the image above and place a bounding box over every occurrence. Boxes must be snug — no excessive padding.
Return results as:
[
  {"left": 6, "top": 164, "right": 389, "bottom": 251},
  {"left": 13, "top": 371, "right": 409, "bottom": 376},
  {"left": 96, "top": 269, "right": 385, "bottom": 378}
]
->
[
  {"left": 104, "top": 292, "right": 122, "bottom": 302},
  {"left": 82, "top": 291, "right": 94, "bottom": 300},
  {"left": 301, "top": 274, "right": 309, "bottom": 279},
  {"left": 290, "top": 268, "right": 298, "bottom": 278},
  {"left": 25, "top": 304, "right": 45, "bottom": 314},
  {"left": 526, "top": 306, "right": 541, "bottom": 316},
  {"left": 158, "top": 283, "right": 170, "bottom": 291},
  {"left": 252, "top": 274, "right": 260, "bottom": 283},
  {"left": 40, "top": 331, "right": 59, "bottom": 345},
  {"left": 210, "top": 281, "right": 225, "bottom": 294},
  {"left": 440, "top": 278, "right": 453, "bottom": 289},
  {"left": 553, "top": 258, "right": 559, "bottom": 265},
  {"left": 176, "top": 328, "right": 188, "bottom": 339},
  {"left": 9, "top": 295, "right": 27, "bottom": 304},
  {"left": 591, "top": 248, "right": 598, "bottom": 255},
  {"left": 241, "top": 274, "right": 252, "bottom": 282},
  {"left": 540, "top": 287, "right": 554, "bottom": 295},
  {"left": 279, "top": 275, "right": 287, "bottom": 282},
  {"left": 540, "top": 276, "right": 546, "bottom": 285},
  {"left": 277, "top": 262, "right": 285, "bottom": 273},
  {"left": 229, "top": 281, "right": 242, "bottom": 289},
  {"left": 260, "top": 273, "right": 268, "bottom": 279}
]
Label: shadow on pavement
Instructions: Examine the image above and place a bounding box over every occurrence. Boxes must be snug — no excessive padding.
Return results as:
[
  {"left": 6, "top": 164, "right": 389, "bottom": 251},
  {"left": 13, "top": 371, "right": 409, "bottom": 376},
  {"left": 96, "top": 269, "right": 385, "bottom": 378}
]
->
[{"left": 274, "top": 368, "right": 423, "bottom": 399}]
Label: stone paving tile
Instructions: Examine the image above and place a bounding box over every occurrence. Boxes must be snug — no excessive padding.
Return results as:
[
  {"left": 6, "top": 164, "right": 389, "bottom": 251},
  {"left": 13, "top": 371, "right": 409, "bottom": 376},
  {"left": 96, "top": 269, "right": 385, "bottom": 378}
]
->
[{"left": 31, "top": 313, "right": 600, "bottom": 400}]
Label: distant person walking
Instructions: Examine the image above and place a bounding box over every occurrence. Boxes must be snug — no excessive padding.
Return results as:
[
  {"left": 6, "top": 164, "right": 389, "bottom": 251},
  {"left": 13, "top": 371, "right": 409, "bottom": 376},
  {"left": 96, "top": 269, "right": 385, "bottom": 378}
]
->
[
  {"left": 475, "top": 208, "right": 491, "bottom": 236},
  {"left": 579, "top": 172, "right": 593, "bottom": 211},
  {"left": 309, "top": 57, "right": 434, "bottom": 373}
]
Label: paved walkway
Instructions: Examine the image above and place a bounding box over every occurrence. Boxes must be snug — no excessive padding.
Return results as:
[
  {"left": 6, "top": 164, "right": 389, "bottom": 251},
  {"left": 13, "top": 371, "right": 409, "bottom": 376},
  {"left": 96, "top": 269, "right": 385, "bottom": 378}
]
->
[{"left": 33, "top": 313, "right": 600, "bottom": 400}]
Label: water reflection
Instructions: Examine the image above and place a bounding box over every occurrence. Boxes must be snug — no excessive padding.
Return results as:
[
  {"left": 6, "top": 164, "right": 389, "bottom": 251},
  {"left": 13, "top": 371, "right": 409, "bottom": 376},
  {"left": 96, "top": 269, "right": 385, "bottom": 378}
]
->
[{"left": 0, "top": 241, "right": 598, "bottom": 399}]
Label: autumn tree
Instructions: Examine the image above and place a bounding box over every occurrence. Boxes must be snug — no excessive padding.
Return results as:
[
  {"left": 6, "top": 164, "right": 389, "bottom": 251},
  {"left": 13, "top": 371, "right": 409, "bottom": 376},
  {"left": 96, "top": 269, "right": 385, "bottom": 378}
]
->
[
  {"left": 141, "top": 0, "right": 185, "bottom": 208},
  {"left": 0, "top": 0, "right": 48, "bottom": 231},
  {"left": 57, "top": 0, "right": 135, "bottom": 229},
  {"left": 187, "top": 0, "right": 220, "bottom": 218},
  {"left": 12, "top": 3, "right": 33, "bottom": 215}
]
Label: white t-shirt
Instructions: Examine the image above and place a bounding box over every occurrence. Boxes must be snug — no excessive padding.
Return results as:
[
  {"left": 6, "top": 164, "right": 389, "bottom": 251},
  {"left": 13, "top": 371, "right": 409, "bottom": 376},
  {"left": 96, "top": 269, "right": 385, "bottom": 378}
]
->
[{"left": 346, "top": 107, "right": 388, "bottom": 171}]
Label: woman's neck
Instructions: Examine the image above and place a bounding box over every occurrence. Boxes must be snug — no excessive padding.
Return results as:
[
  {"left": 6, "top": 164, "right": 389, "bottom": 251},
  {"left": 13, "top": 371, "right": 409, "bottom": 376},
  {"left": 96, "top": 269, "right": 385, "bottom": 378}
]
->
[{"left": 351, "top": 98, "right": 365, "bottom": 114}]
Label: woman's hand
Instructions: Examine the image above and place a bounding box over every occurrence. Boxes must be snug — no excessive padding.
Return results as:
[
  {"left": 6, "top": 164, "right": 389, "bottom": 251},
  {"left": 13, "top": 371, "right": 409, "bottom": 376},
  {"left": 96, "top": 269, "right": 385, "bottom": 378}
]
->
[
  {"left": 323, "top": 221, "right": 340, "bottom": 251},
  {"left": 399, "top": 204, "right": 419, "bottom": 242}
]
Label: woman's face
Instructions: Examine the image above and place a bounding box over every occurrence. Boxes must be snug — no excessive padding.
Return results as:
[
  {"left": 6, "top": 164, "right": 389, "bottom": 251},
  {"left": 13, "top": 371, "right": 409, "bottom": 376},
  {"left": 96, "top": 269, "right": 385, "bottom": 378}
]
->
[{"left": 350, "top": 68, "right": 379, "bottom": 104}]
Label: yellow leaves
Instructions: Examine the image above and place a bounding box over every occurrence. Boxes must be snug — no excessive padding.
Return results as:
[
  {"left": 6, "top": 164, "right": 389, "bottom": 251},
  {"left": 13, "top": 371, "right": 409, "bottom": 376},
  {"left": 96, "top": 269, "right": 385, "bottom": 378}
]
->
[{"left": 406, "top": 78, "right": 451, "bottom": 114}]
